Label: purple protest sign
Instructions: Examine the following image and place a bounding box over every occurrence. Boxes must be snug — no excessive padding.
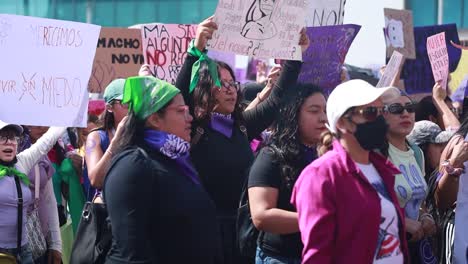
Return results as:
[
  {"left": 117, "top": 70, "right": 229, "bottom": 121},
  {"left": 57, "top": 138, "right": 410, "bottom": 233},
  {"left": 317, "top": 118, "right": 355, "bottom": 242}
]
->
[
  {"left": 400, "top": 24, "right": 461, "bottom": 94},
  {"left": 298, "top": 24, "right": 361, "bottom": 91}
]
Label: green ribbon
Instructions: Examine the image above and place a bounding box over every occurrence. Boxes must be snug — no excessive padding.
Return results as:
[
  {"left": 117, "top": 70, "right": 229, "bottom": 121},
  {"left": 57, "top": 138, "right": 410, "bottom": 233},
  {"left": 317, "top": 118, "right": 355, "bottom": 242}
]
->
[
  {"left": 0, "top": 164, "right": 30, "bottom": 186},
  {"left": 188, "top": 39, "right": 221, "bottom": 93}
]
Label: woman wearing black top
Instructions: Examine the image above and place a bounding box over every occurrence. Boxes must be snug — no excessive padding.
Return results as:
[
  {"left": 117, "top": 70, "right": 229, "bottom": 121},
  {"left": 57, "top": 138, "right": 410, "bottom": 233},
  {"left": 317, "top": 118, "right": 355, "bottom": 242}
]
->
[
  {"left": 103, "top": 76, "right": 222, "bottom": 264},
  {"left": 248, "top": 84, "right": 327, "bottom": 264},
  {"left": 175, "top": 16, "right": 309, "bottom": 263}
]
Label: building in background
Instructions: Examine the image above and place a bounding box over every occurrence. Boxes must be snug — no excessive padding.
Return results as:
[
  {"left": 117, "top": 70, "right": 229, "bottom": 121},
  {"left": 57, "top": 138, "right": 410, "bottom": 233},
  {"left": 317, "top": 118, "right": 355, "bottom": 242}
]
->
[{"left": 1, "top": 0, "right": 467, "bottom": 69}]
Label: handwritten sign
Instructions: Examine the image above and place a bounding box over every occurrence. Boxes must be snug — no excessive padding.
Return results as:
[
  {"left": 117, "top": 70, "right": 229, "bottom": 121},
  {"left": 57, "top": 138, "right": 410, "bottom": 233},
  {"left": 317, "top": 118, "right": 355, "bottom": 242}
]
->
[
  {"left": 141, "top": 23, "right": 196, "bottom": 85},
  {"left": 305, "top": 0, "right": 346, "bottom": 27},
  {"left": 208, "top": 0, "right": 307, "bottom": 60},
  {"left": 384, "top": 8, "right": 416, "bottom": 59},
  {"left": 0, "top": 14, "right": 100, "bottom": 127},
  {"left": 88, "top": 28, "right": 143, "bottom": 93},
  {"left": 298, "top": 24, "right": 360, "bottom": 91},
  {"left": 400, "top": 24, "right": 461, "bottom": 94},
  {"left": 376, "top": 51, "right": 404, "bottom": 88},
  {"left": 427, "top": 32, "right": 449, "bottom": 90}
]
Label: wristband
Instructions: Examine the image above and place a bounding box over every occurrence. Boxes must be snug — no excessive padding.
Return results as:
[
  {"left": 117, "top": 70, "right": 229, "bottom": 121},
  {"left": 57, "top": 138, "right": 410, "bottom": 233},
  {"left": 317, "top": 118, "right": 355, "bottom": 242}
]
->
[{"left": 441, "top": 160, "right": 463, "bottom": 177}]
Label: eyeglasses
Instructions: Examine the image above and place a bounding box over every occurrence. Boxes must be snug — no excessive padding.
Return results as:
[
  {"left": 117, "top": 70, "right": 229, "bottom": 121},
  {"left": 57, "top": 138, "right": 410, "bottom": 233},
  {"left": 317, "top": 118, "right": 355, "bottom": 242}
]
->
[
  {"left": 385, "top": 103, "right": 416, "bottom": 115},
  {"left": 220, "top": 81, "right": 240, "bottom": 92},
  {"left": 347, "top": 106, "right": 386, "bottom": 122},
  {"left": 0, "top": 135, "right": 21, "bottom": 144}
]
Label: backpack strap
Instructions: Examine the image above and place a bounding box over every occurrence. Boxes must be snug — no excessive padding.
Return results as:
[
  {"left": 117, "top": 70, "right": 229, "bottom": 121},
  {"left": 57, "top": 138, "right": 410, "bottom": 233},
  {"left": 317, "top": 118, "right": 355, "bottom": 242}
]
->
[
  {"left": 408, "top": 141, "right": 424, "bottom": 172},
  {"left": 14, "top": 176, "right": 23, "bottom": 259}
]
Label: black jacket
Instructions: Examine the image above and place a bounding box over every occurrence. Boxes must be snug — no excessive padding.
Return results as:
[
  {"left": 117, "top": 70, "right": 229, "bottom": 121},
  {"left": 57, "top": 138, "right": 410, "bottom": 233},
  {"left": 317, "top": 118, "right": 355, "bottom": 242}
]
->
[{"left": 103, "top": 145, "right": 223, "bottom": 264}]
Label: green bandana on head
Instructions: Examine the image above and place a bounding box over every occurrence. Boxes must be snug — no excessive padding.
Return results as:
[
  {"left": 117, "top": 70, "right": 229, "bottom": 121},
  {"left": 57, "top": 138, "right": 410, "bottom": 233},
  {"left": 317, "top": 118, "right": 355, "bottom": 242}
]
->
[
  {"left": 188, "top": 39, "right": 222, "bottom": 93},
  {"left": 123, "top": 76, "right": 181, "bottom": 120}
]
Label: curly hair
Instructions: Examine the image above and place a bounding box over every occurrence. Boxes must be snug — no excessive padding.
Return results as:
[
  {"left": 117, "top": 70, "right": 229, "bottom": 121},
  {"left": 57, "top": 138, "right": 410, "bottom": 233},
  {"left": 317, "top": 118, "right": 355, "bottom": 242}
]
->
[
  {"left": 269, "top": 83, "right": 324, "bottom": 190},
  {"left": 192, "top": 60, "right": 245, "bottom": 128}
]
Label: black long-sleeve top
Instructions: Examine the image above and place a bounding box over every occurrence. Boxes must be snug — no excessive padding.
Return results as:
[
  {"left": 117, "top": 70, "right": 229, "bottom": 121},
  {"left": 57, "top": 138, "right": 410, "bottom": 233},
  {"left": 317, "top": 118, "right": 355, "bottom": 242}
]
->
[
  {"left": 103, "top": 145, "right": 223, "bottom": 264},
  {"left": 176, "top": 54, "right": 302, "bottom": 212}
]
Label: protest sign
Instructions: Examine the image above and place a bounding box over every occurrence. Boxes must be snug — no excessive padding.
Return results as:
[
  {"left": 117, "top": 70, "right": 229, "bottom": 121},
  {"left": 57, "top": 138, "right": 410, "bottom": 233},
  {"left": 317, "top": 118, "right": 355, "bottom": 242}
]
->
[
  {"left": 450, "top": 74, "right": 468, "bottom": 103},
  {"left": 0, "top": 14, "right": 100, "bottom": 127},
  {"left": 88, "top": 28, "right": 143, "bottom": 93},
  {"left": 207, "top": 0, "right": 307, "bottom": 60},
  {"left": 305, "top": 0, "right": 346, "bottom": 27},
  {"left": 449, "top": 43, "right": 468, "bottom": 93},
  {"left": 141, "top": 23, "right": 197, "bottom": 85},
  {"left": 376, "top": 50, "right": 404, "bottom": 88},
  {"left": 207, "top": 49, "right": 237, "bottom": 71},
  {"left": 427, "top": 32, "right": 449, "bottom": 90},
  {"left": 400, "top": 24, "right": 461, "bottom": 94},
  {"left": 383, "top": 8, "right": 416, "bottom": 59},
  {"left": 298, "top": 24, "right": 360, "bottom": 91}
]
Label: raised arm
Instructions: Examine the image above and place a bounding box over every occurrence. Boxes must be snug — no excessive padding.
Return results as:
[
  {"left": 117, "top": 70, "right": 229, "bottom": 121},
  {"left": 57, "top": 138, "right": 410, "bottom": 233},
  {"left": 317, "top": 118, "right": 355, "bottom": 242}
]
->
[
  {"left": 175, "top": 16, "right": 217, "bottom": 112},
  {"left": 17, "top": 127, "right": 66, "bottom": 174},
  {"left": 435, "top": 135, "right": 468, "bottom": 210},
  {"left": 242, "top": 30, "right": 308, "bottom": 140},
  {"left": 242, "top": 60, "right": 302, "bottom": 139},
  {"left": 432, "top": 81, "right": 460, "bottom": 131}
]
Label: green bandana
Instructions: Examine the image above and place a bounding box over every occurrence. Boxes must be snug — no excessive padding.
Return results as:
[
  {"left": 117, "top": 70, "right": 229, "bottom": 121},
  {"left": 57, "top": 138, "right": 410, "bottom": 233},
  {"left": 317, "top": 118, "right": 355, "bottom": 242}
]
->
[
  {"left": 188, "top": 39, "right": 221, "bottom": 93},
  {"left": 0, "top": 164, "right": 30, "bottom": 186},
  {"left": 123, "top": 76, "right": 181, "bottom": 120}
]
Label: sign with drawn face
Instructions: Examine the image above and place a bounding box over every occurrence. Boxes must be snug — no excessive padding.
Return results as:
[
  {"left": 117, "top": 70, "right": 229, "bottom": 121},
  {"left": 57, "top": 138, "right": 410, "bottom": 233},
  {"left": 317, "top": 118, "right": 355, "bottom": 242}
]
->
[
  {"left": 0, "top": 14, "right": 100, "bottom": 127},
  {"left": 208, "top": 0, "right": 307, "bottom": 60},
  {"left": 384, "top": 8, "right": 416, "bottom": 59}
]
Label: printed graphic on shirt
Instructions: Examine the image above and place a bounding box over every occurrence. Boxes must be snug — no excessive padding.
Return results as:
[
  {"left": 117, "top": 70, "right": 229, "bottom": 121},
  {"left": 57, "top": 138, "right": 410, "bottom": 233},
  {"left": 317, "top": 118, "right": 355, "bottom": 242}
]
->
[
  {"left": 395, "top": 163, "right": 427, "bottom": 220},
  {"left": 375, "top": 215, "right": 401, "bottom": 259}
]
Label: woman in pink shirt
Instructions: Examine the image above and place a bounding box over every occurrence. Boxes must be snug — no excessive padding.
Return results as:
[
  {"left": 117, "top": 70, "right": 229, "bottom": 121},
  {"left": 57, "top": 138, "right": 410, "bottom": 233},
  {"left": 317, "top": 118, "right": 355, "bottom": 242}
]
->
[{"left": 291, "top": 80, "right": 409, "bottom": 264}]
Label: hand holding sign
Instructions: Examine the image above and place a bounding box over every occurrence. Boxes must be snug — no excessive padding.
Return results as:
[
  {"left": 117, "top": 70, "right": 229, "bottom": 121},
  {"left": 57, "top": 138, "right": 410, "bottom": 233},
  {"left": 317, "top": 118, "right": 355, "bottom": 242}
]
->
[
  {"left": 299, "top": 28, "right": 310, "bottom": 53},
  {"left": 194, "top": 16, "right": 218, "bottom": 52}
]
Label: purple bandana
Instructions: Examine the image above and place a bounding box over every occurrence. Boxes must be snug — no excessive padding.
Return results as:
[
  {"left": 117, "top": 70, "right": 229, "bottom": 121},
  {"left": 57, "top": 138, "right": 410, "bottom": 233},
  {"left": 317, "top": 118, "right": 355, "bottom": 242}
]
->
[
  {"left": 210, "top": 113, "right": 234, "bottom": 138},
  {"left": 144, "top": 129, "right": 200, "bottom": 185}
]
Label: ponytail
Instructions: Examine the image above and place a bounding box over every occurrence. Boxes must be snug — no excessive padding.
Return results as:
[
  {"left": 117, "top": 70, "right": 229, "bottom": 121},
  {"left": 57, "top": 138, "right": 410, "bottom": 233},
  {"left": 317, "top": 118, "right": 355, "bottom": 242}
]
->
[{"left": 318, "top": 130, "right": 335, "bottom": 156}]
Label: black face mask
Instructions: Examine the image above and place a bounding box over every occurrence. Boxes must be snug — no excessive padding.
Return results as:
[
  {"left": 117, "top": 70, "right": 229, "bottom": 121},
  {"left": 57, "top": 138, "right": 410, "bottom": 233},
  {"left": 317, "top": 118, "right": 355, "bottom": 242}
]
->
[{"left": 353, "top": 115, "right": 388, "bottom": 151}]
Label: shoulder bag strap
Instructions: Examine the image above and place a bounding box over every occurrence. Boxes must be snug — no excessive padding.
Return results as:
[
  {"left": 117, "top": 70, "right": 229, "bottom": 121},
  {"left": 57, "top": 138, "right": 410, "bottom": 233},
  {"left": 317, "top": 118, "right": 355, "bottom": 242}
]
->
[{"left": 14, "top": 175, "right": 23, "bottom": 258}]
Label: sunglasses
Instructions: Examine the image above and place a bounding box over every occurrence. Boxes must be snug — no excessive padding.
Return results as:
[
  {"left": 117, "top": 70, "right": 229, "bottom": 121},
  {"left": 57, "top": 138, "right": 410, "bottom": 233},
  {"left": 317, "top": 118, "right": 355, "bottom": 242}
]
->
[
  {"left": 385, "top": 103, "right": 416, "bottom": 115},
  {"left": 347, "top": 106, "right": 386, "bottom": 122}
]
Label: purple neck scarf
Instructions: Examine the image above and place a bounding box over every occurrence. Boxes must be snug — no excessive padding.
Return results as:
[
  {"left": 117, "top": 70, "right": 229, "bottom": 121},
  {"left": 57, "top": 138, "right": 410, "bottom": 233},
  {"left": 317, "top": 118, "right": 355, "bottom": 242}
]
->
[
  {"left": 144, "top": 129, "right": 200, "bottom": 185},
  {"left": 210, "top": 112, "right": 234, "bottom": 138}
]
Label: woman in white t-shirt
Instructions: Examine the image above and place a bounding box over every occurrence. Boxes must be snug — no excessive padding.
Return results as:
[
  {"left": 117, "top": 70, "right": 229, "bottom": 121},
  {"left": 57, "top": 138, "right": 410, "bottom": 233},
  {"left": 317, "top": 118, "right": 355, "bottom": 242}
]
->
[{"left": 382, "top": 92, "right": 438, "bottom": 263}]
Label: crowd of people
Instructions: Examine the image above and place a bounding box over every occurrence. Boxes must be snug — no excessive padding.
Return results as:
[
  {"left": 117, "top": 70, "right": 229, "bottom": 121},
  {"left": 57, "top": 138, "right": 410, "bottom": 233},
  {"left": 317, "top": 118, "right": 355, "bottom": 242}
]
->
[{"left": 0, "top": 15, "right": 467, "bottom": 264}]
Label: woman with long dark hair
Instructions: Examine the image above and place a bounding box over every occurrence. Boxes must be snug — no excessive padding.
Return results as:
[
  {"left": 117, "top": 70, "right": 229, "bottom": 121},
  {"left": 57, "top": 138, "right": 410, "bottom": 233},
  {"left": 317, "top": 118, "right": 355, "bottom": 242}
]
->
[
  {"left": 175, "top": 16, "right": 309, "bottom": 263},
  {"left": 248, "top": 84, "right": 326, "bottom": 264},
  {"left": 103, "top": 76, "right": 222, "bottom": 263}
]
